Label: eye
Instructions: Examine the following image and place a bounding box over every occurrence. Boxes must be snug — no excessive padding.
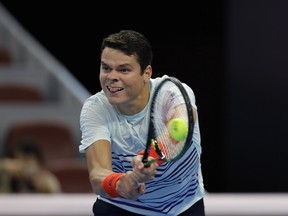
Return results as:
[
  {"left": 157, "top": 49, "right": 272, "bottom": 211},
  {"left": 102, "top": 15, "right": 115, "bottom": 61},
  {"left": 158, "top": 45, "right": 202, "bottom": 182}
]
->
[
  {"left": 119, "top": 68, "right": 131, "bottom": 73},
  {"left": 101, "top": 65, "right": 111, "bottom": 72}
]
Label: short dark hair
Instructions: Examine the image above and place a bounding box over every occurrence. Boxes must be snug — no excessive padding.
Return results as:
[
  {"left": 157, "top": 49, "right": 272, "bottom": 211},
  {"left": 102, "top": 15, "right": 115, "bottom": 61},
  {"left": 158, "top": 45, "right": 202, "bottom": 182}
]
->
[
  {"left": 17, "top": 140, "right": 44, "bottom": 164},
  {"left": 101, "top": 30, "right": 153, "bottom": 73}
]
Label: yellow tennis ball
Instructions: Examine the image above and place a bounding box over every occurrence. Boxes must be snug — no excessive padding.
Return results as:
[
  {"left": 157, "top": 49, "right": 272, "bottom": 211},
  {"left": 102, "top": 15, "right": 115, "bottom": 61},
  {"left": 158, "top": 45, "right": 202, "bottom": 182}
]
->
[{"left": 167, "top": 118, "right": 188, "bottom": 141}]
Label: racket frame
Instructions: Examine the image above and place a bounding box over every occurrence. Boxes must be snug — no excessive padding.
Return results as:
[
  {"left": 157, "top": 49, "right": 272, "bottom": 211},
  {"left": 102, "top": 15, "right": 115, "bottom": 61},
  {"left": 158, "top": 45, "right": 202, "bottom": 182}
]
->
[{"left": 142, "top": 77, "right": 194, "bottom": 167}]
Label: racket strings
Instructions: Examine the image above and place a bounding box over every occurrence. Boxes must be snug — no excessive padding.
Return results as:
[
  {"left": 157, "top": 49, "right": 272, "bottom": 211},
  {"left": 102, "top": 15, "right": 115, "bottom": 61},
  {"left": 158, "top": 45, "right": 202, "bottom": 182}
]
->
[{"left": 151, "top": 81, "right": 188, "bottom": 160}]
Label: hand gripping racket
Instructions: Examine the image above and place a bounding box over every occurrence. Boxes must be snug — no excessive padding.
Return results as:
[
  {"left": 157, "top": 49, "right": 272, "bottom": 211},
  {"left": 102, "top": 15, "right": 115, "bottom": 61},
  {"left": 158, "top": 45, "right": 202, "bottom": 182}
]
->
[{"left": 142, "top": 77, "right": 194, "bottom": 167}]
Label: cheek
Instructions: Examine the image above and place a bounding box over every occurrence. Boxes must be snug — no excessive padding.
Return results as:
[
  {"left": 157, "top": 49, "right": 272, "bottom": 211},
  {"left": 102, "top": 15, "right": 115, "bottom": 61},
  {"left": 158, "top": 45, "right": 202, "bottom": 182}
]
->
[
  {"left": 127, "top": 80, "right": 144, "bottom": 94},
  {"left": 99, "top": 74, "right": 106, "bottom": 86},
  {"left": 99, "top": 72, "right": 104, "bottom": 80}
]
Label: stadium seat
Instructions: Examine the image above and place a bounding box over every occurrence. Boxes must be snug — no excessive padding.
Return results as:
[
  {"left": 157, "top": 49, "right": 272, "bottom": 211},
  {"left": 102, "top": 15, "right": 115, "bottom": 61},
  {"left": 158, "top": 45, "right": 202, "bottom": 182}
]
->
[
  {"left": 47, "top": 158, "right": 93, "bottom": 193},
  {"left": 0, "top": 83, "right": 43, "bottom": 102},
  {"left": 4, "top": 121, "right": 77, "bottom": 162},
  {"left": 0, "top": 45, "right": 12, "bottom": 65}
]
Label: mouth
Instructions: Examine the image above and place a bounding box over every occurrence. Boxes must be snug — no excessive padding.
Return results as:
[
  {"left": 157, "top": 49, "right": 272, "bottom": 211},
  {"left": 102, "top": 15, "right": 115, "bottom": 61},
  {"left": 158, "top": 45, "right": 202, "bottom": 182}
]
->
[{"left": 107, "top": 86, "right": 124, "bottom": 93}]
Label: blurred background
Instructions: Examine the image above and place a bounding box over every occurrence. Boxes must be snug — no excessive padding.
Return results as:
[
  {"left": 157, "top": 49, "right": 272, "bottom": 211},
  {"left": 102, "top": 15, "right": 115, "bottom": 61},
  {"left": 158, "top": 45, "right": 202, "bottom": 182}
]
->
[{"left": 0, "top": 0, "right": 288, "bottom": 202}]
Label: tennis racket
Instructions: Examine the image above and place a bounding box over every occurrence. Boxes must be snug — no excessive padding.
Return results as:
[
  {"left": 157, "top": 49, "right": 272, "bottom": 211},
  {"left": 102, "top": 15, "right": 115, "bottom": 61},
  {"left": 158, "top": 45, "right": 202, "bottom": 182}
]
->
[{"left": 142, "top": 76, "right": 194, "bottom": 167}]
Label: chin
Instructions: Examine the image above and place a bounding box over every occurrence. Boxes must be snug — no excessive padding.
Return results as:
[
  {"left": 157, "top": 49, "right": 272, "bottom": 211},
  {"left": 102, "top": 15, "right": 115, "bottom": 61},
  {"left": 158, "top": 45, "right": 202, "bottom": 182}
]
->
[{"left": 107, "top": 97, "right": 123, "bottom": 105}]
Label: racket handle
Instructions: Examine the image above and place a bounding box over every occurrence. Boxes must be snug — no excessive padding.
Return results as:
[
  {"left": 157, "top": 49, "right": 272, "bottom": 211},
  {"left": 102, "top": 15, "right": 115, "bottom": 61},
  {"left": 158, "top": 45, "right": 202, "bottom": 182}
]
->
[
  {"left": 139, "top": 149, "right": 163, "bottom": 167},
  {"left": 140, "top": 140, "right": 166, "bottom": 167},
  {"left": 144, "top": 158, "right": 159, "bottom": 167}
]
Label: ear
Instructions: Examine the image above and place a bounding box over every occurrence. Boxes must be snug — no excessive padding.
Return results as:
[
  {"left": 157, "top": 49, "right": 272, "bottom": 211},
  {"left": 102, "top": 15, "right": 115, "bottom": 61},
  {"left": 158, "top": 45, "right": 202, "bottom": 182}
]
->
[{"left": 143, "top": 65, "right": 152, "bottom": 82}]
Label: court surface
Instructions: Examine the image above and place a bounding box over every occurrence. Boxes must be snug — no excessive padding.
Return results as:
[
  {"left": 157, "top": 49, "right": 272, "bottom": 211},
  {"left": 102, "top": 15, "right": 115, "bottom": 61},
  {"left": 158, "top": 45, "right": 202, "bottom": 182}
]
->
[{"left": 0, "top": 193, "right": 288, "bottom": 216}]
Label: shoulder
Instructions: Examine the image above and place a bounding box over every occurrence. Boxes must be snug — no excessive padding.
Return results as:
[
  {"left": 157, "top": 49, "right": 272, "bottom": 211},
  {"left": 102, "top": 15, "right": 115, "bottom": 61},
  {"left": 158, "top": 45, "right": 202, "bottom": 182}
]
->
[
  {"left": 151, "top": 75, "right": 193, "bottom": 92},
  {"left": 80, "top": 91, "right": 117, "bottom": 121},
  {"left": 150, "top": 75, "right": 169, "bottom": 91},
  {"left": 150, "top": 74, "right": 169, "bottom": 84},
  {"left": 81, "top": 91, "right": 110, "bottom": 112},
  {"left": 151, "top": 75, "right": 196, "bottom": 105},
  {"left": 83, "top": 91, "right": 106, "bottom": 105},
  {"left": 80, "top": 91, "right": 113, "bottom": 119}
]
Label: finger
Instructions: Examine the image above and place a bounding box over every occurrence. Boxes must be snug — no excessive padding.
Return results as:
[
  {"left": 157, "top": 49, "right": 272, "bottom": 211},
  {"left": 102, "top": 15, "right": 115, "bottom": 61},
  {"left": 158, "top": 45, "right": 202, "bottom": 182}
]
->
[{"left": 138, "top": 183, "right": 145, "bottom": 195}]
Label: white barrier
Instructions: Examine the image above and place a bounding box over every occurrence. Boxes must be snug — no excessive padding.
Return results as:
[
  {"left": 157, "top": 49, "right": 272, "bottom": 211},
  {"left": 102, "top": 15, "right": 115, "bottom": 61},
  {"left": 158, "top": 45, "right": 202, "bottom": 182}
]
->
[{"left": 0, "top": 193, "right": 288, "bottom": 216}]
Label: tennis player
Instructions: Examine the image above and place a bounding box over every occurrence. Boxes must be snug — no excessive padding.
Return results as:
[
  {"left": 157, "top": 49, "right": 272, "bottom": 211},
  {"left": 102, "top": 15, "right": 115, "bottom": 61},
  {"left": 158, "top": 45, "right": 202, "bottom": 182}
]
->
[{"left": 79, "top": 30, "right": 205, "bottom": 215}]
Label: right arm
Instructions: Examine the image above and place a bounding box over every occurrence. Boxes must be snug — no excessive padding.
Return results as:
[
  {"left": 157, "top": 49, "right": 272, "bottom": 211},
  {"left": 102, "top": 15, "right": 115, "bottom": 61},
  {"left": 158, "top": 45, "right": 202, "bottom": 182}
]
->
[{"left": 85, "top": 139, "right": 158, "bottom": 200}]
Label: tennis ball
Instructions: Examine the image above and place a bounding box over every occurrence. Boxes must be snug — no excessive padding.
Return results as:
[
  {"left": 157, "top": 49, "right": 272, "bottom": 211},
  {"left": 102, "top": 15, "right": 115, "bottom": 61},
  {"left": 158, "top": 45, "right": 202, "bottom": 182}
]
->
[{"left": 167, "top": 118, "right": 188, "bottom": 141}]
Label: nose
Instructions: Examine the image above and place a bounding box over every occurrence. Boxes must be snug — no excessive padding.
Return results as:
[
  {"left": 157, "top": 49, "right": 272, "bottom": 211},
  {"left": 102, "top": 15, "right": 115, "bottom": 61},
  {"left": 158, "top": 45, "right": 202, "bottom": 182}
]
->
[{"left": 106, "top": 70, "right": 119, "bottom": 81}]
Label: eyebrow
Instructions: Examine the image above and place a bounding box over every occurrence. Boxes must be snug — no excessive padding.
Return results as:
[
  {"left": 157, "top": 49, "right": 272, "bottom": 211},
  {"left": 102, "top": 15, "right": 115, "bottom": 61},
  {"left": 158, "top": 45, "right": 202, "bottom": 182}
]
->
[{"left": 101, "top": 61, "right": 132, "bottom": 68}]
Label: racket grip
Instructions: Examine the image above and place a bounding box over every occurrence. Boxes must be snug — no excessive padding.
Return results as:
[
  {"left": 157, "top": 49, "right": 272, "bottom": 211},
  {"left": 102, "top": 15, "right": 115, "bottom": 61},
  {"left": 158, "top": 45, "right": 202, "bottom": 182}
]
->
[
  {"left": 143, "top": 158, "right": 158, "bottom": 167},
  {"left": 138, "top": 146, "right": 164, "bottom": 167}
]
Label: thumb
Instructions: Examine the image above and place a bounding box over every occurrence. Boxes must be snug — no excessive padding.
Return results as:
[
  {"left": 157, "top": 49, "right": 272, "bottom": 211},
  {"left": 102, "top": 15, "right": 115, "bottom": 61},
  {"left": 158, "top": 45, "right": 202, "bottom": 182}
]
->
[{"left": 137, "top": 183, "right": 145, "bottom": 195}]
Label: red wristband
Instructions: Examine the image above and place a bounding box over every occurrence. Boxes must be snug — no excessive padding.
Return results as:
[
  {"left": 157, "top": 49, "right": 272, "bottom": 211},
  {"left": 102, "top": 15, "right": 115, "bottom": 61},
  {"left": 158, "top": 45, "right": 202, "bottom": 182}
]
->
[{"left": 102, "top": 173, "right": 123, "bottom": 198}]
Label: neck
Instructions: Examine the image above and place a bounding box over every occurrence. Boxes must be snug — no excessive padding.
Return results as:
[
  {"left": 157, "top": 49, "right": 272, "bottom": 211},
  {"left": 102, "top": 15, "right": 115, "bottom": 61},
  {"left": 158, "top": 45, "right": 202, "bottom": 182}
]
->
[{"left": 115, "top": 82, "right": 150, "bottom": 115}]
